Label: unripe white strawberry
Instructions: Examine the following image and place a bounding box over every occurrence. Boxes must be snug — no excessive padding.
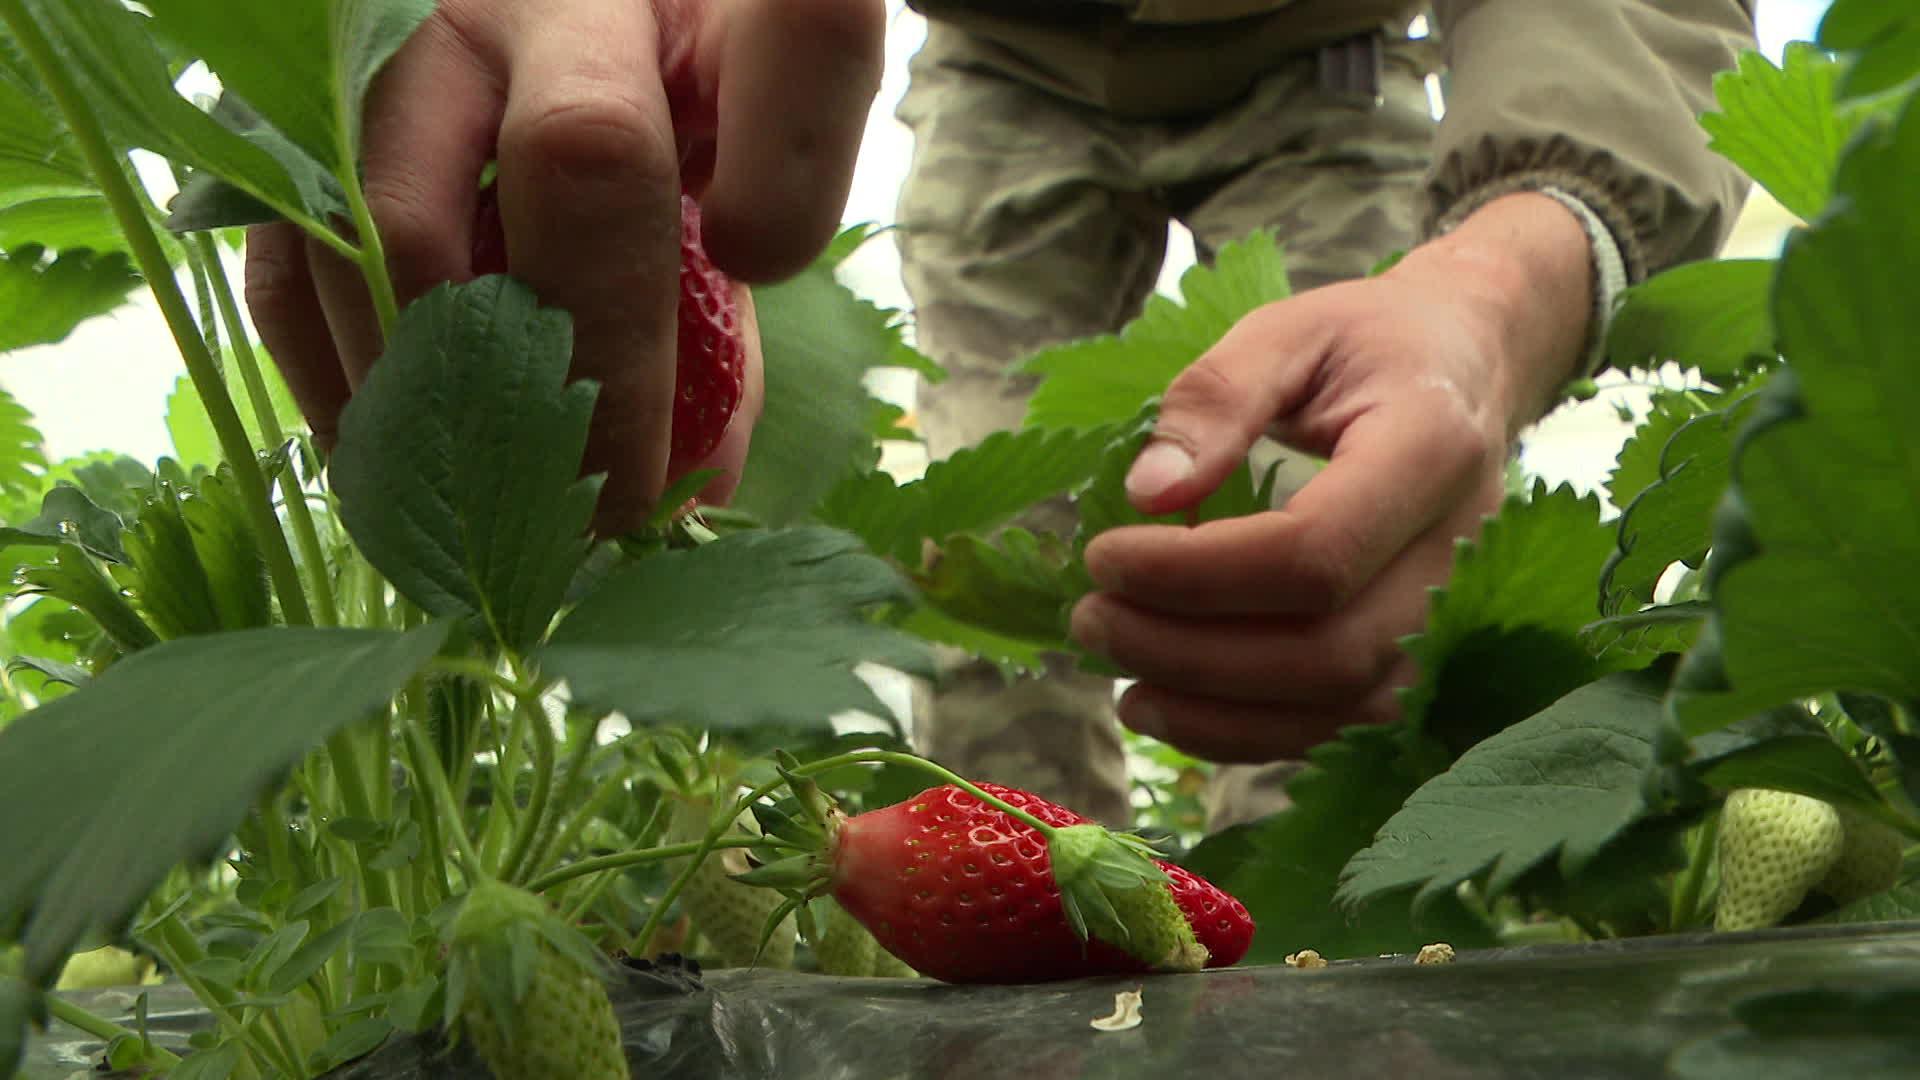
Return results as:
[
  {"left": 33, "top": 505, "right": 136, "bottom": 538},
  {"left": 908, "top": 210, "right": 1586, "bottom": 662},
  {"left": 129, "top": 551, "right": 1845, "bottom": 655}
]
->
[
  {"left": 811, "top": 898, "right": 879, "bottom": 976},
  {"left": 1815, "top": 808, "right": 1905, "bottom": 906},
  {"left": 444, "top": 878, "right": 626, "bottom": 1080},
  {"left": 1714, "top": 789, "right": 1844, "bottom": 932},
  {"left": 666, "top": 796, "right": 797, "bottom": 969}
]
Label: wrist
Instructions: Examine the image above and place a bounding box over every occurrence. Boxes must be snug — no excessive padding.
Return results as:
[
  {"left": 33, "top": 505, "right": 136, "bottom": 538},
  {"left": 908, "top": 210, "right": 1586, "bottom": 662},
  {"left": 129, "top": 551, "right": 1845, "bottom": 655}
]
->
[{"left": 1386, "top": 192, "right": 1595, "bottom": 433}]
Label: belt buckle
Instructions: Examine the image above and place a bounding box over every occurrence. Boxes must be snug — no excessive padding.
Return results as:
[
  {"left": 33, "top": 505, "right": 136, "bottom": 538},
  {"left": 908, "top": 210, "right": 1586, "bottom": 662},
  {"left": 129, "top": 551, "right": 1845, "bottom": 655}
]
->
[{"left": 1317, "top": 33, "right": 1384, "bottom": 109}]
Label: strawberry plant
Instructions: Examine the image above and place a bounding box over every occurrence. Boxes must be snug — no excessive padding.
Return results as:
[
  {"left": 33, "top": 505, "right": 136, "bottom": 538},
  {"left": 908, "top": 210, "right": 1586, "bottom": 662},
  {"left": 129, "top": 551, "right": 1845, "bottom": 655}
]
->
[{"left": 5, "top": 0, "right": 1920, "bottom": 1075}]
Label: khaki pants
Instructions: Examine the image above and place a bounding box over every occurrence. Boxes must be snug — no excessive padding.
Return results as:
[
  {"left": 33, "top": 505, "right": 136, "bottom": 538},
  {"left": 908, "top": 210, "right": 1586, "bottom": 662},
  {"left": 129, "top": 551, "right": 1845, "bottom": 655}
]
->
[{"left": 895, "top": 23, "right": 1436, "bottom": 830}]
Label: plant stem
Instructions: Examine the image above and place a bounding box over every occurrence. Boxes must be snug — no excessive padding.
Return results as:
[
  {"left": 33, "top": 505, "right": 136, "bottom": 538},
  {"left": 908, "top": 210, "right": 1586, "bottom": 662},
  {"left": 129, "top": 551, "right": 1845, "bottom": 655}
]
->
[
  {"left": 42, "top": 997, "right": 182, "bottom": 1069},
  {"left": 514, "top": 713, "right": 601, "bottom": 882},
  {"left": 500, "top": 698, "right": 558, "bottom": 882},
  {"left": 528, "top": 835, "right": 764, "bottom": 895},
  {"left": 1670, "top": 810, "right": 1720, "bottom": 931},
  {"left": 148, "top": 916, "right": 301, "bottom": 1078},
  {"left": 544, "top": 772, "right": 638, "bottom": 909},
  {"left": 0, "top": 3, "right": 313, "bottom": 630},
  {"left": 332, "top": 104, "right": 401, "bottom": 334},
  {"left": 193, "top": 233, "right": 340, "bottom": 627},
  {"left": 405, "top": 721, "right": 484, "bottom": 879},
  {"left": 321, "top": 730, "right": 395, "bottom": 912}
]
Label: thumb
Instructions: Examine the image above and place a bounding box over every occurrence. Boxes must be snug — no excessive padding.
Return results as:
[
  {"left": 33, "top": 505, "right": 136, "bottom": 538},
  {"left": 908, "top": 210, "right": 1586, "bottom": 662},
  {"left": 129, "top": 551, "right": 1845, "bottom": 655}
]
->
[{"left": 1125, "top": 313, "right": 1316, "bottom": 515}]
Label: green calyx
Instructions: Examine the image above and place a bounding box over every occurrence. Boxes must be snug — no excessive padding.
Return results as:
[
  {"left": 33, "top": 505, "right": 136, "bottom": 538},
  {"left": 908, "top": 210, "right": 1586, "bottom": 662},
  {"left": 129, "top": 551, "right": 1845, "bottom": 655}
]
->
[{"left": 1048, "top": 825, "right": 1207, "bottom": 972}]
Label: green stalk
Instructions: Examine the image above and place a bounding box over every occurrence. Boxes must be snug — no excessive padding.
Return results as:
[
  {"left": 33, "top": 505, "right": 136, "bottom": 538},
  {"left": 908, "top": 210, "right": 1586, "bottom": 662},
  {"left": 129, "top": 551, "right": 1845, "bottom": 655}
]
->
[
  {"left": 149, "top": 916, "right": 301, "bottom": 1078},
  {"left": 0, "top": 7, "right": 312, "bottom": 630},
  {"left": 405, "top": 721, "right": 484, "bottom": 879},
  {"left": 512, "top": 713, "right": 600, "bottom": 883},
  {"left": 480, "top": 700, "right": 533, "bottom": 869},
  {"left": 527, "top": 835, "right": 765, "bottom": 895},
  {"left": 330, "top": 87, "right": 400, "bottom": 334},
  {"left": 544, "top": 771, "right": 639, "bottom": 910},
  {"left": 500, "top": 699, "right": 559, "bottom": 881},
  {"left": 192, "top": 232, "right": 340, "bottom": 627},
  {"left": 1670, "top": 811, "right": 1720, "bottom": 931},
  {"left": 42, "top": 997, "right": 183, "bottom": 1070}
]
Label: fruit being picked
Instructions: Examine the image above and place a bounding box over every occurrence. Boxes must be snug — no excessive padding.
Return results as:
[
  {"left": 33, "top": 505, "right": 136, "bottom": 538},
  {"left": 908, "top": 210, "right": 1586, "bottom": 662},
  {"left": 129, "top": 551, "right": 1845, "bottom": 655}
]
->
[
  {"left": 748, "top": 779, "right": 1254, "bottom": 984},
  {"left": 443, "top": 878, "right": 627, "bottom": 1080},
  {"left": 470, "top": 186, "right": 746, "bottom": 487}
]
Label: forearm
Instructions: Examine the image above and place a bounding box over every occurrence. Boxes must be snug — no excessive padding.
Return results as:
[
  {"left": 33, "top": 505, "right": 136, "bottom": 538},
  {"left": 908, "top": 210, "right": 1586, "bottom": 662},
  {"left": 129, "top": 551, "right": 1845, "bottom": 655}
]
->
[{"left": 1388, "top": 192, "right": 1593, "bottom": 431}]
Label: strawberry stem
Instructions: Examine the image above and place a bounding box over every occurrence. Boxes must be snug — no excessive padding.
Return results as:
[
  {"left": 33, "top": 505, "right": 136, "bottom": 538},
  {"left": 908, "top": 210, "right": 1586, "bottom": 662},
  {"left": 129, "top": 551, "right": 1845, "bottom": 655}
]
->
[{"left": 41, "top": 997, "right": 182, "bottom": 1070}]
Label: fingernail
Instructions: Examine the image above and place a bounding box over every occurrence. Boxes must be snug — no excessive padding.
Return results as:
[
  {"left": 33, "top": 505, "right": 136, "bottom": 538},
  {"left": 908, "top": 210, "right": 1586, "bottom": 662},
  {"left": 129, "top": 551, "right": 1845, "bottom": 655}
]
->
[
  {"left": 1123, "top": 699, "right": 1164, "bottom": 740},
  {"left": 1126, "top": 440, "right": 1194, "bottom": 503},
  {"left": 1069, "top": 600, "right": 1108, "bottom": 656}
]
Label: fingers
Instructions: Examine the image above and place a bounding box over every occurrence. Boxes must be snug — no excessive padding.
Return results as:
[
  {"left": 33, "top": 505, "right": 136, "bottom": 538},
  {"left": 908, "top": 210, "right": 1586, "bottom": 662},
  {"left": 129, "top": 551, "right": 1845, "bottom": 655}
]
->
[
  {"left": 698, "top": 0, "right": 886, "bottom": 281},
  {"left": 244, "top": 223, "right": 351, "bottom": 452},
  {"left": 1069, "top": 594, "right": 1402, "bottom": 708},
  {"left": 357, "top": 5, "right": 506, "bottom": 304},
  {"left": 1087, "top": 392, "right": 1501, "bottom": 617},
  {"left": 496, "top": 0, "right": 684, "bottom": 531},
  {"left": 1121, "top": 304, "right": 1328, "bottom": 515},
  {"left": 1115, "top": 680, "right": 1405, "bottom": 764}
]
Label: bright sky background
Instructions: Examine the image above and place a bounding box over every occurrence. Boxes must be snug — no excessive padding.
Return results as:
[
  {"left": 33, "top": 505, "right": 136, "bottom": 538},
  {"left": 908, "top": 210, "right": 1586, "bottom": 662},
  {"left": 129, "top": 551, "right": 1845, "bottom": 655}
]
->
[{"left": 1, "top": 0, "right": 1835, "bottom": 495}]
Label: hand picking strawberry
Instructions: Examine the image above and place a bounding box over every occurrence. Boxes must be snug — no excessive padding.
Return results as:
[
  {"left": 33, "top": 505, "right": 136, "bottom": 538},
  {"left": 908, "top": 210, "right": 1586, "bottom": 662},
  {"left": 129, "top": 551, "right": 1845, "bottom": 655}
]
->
[
  {"left": 743, "top": 775, "right": 1253, "bottom": 984},
  {"left": 472, "top": 189, "right": 746, "bottom": 493}
]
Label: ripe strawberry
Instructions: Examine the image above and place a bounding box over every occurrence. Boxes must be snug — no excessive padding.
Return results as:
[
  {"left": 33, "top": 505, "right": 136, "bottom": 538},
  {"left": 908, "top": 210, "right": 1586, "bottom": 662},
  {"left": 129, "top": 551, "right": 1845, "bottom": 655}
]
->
[
  {"left": 757, "top": 781, "right": 1250, "bottom": 984},
  {"left": 469, "top": 186, "right": 745, "bottom": 486},
  {"left": 1714, "top": 788, "right": 1845, "bottom": 932},
  {"left": 443, "top": 878, "right": 626, "bottom": 1080},
  {"left": 669, "top": 195, "right": 746, "bottom": 483}
]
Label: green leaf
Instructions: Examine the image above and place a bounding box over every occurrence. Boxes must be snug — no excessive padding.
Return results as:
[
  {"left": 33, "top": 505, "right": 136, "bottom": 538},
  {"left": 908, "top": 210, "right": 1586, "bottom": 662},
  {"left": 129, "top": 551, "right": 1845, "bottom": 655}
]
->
[
  {"left": 0, "top": 484, "right": 124, "bottom": 562},
  {"left": 1601, "top": 381, "right": 1767, "bottom": 613},
  {"left": 0, "top": 245, "right": 141, "bottom": 352},
  {"left": 0, "top": 385, "right": 43, "bottom": 503},
  {"left": 1695, "top": 735, "right": 1889, "bottom": 816},
  {"left": 163, "top": 352, "right": 306, "bottom": 471},
  {"left": 14, "top": 1, "right": 345, "bottom": 230},
  {"left": 1819, "top": 0, "right": 1920, "bottom": 98},
  {"left": 815, "top": 424, "right": 1117, "bottom": 564},
  {"left": 1604, "top": 260, "right": 1775, "bottom": 382},
  {"left": 331, "top": 277, "right": 600, "bottom": 652},
  {"left": 1338, "top": 667, "right": 1672, "bottom": 912},
  {"left": 539, "top": 527, "right": 931, "bottom": 730},
  {"left": 894, "top": 603, "right": 1053, "bottom": 677},
  {"left": 0, "top": 194, "right": 121, "bottom": 254},
  {"left": 1677, "top": 95, "right": 1920, "bottom": 734},
  {"left": 120, "top": 468, "right": 272, "bottom": 638},
  {"left": 143, "top": 0, "right": 435, "bottom": 176},
  {"left": 0, "top": 31, "right": 91, "bottom": 196},
  {"left": 1579, "top": 602, "right": 1706, "bottom": 664},
  {"left": 1180, "top": 724, "right": 1493, "bottom": 962},
  {"left": 0, "top": 622, "right": 448, "bottom": 982},
  {"left": 1811, "top": 882, "right": 1920, "bottom": 924},
  {"left": 1018, "top": 230, "right": 1291, "bottom": 430},
  {"left": 1699, "top": 44, "right": 1861, "bottom": 221},
  {"left": 1400, "top": 483, "right": 1626, "bottom": 752},
  {"left": 734, "top": 255, "right": 924, "bottom": 526},
  {"left": 914, "top": 528, "right": 1077, "bottom": 649}
]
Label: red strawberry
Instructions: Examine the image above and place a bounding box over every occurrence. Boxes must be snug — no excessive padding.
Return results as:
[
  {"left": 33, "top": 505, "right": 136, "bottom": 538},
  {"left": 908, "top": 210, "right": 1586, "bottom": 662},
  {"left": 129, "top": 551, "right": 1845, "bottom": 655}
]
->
[
  {"left": 799, "top": 782, "right": 1252, "bottom": 984},
  {"left": 469, "top": 186, "right": 745, "bottom": 486},
  {"left": 670, "top": 194, "right": 746, "bottom": 483}
]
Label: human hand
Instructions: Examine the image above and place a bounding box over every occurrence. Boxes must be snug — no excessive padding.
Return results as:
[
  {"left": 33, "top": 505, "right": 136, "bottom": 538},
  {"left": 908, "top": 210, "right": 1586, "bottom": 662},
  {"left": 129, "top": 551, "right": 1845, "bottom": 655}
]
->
[
  {"left": 1067, "top": 194, "right": 1596, "bottom": 763},
  {"left": 243, "top": 0, "right": 885, "bottom": 532}
]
